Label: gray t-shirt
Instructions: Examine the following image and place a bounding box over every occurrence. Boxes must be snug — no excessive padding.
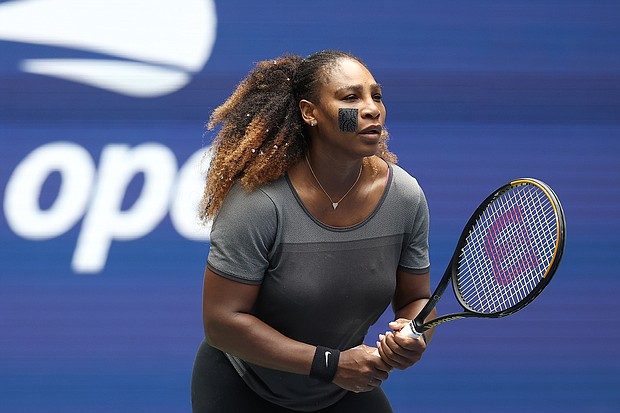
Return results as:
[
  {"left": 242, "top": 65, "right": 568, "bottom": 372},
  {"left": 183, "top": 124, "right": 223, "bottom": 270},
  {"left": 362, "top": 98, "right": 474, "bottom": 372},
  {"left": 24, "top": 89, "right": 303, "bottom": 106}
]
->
[{"left": 206, "top": 163, "right": 430, "bottom": 411}]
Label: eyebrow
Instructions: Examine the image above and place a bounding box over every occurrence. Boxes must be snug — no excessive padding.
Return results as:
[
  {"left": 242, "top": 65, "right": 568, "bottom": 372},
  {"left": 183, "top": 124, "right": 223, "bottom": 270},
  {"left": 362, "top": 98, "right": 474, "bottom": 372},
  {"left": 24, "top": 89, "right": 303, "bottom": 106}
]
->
[{"left": 335, "top": 83, "right": 383, "bottom": 94}]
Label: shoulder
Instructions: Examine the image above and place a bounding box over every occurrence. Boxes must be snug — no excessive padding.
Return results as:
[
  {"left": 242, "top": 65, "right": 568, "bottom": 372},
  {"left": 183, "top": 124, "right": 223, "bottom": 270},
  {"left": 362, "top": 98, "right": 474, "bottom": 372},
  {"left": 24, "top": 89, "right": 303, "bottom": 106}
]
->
[
  {"left": 211, "top": 179, "right": 285, "bottom": 236},
  {"left": 389, "top": 163, "right": 425, "bottom": 204},
  {"left": 384, "top": 163, "right": 429, "bottom": 233},
  {"left": 218, "top": 183, "right": 277, "bottom": 218}
]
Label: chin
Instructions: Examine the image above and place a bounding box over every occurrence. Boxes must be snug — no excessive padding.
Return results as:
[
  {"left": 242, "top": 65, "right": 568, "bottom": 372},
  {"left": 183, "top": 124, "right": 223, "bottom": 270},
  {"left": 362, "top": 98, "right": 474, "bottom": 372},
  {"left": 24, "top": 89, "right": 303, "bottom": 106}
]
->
[{"left": 358, "top": 146, "right": 380, "bottom": 159}]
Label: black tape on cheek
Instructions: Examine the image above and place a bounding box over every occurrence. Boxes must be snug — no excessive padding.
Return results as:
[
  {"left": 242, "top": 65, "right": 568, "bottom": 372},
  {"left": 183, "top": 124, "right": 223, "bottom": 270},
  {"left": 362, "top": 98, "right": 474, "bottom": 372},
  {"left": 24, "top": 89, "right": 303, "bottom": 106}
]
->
[{"left": 338, "top": 108, "right": 358, "bottom": 132}]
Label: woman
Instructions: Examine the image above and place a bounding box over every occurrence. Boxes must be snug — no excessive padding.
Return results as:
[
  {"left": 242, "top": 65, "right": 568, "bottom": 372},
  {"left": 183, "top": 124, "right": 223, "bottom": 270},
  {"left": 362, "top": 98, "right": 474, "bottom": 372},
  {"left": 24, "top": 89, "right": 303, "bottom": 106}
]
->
[{"left": 191, "top": 50, "right": 435, "bottom": 412}]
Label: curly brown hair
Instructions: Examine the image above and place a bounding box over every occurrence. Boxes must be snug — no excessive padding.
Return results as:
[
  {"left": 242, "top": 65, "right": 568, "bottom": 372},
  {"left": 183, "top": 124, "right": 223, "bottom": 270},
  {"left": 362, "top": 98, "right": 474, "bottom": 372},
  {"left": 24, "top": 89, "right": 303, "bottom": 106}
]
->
[{"left": 199, "top": 50, "right": 396, "bottom": 221}]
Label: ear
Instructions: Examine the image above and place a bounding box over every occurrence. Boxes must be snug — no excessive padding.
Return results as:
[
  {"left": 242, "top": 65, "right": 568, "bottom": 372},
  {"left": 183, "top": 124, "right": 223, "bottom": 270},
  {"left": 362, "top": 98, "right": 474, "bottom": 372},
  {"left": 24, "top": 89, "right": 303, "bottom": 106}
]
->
[{"left": 299, "top": 99, "right": 317, "bottom": 126}]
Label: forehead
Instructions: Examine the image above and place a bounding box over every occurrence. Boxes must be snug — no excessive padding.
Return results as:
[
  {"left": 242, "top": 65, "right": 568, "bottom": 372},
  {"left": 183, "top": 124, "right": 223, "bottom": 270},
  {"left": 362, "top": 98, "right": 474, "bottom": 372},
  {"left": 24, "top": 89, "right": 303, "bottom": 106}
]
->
[{"left": 319, "top": 58, "right": 377, "bottom": 92}]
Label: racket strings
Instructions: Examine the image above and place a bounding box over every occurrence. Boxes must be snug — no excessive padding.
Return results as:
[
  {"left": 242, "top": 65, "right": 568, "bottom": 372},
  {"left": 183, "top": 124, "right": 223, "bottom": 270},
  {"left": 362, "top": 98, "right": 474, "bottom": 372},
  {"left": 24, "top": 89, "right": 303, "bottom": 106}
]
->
[
  {"left": 467, "top": 187, "right": 556, "bottom": 311},
  {"left": 456, "top": 184, "right": 558, "bottom": 314},
  {"left": 464, "top": 188, "right": 552, "bottom": 311}
]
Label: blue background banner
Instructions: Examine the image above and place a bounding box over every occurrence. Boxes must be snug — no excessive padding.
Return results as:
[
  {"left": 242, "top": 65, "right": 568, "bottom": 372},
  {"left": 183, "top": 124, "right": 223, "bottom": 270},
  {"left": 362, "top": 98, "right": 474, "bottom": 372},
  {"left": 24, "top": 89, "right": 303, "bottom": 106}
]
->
[{"left": 1, "top": 1, "right": 619, "bottom": 412}]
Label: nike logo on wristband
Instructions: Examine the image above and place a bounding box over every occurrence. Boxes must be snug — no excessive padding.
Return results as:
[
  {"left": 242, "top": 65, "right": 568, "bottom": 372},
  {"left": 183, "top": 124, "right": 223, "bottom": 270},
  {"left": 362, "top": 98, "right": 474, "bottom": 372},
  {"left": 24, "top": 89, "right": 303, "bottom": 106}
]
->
[{"left": 324, "top": 351, "right": 331, "bottom": 367}]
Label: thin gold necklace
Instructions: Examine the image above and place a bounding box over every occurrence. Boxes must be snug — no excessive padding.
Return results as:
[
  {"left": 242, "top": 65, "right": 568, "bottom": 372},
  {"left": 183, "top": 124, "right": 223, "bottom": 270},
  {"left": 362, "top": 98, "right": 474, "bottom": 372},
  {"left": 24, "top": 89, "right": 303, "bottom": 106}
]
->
[{"left": 305, "top": 154, "right": 363, "bottom": 210}]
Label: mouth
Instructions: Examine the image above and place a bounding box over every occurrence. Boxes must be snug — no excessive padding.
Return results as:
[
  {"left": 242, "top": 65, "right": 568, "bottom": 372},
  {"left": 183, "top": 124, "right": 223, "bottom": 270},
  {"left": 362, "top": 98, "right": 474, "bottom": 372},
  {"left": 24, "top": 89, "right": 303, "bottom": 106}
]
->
[{"left": 358, "top": 125, "right": 382, "bottom": 138}]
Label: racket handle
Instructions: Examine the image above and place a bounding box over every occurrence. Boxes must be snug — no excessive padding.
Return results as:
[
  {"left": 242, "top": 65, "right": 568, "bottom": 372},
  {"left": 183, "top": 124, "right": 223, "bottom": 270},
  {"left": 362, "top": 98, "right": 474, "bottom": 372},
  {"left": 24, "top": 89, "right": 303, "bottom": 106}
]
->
[{"left": 400, "top": 321, "right": 423, "bottom": 339}]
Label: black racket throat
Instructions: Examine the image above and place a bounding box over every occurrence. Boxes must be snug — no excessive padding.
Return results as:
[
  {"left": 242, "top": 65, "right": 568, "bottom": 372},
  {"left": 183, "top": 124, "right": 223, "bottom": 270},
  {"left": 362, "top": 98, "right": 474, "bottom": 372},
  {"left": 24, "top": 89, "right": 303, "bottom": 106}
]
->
[{"left": 412, "top": 258, "right": 465, "bottom": 334}]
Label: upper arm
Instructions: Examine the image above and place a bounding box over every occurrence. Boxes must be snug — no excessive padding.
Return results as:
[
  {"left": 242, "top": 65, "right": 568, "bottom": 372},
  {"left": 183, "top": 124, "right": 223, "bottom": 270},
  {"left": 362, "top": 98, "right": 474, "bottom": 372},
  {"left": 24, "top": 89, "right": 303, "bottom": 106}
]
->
[
  {"left": 393, "top": 173, "right": 431, "bottom": 314},
  {"left": 201, "top": 267, "right": 261, "bottom": 339},
  {"left": 397, "top": 177, "right": 430, "bottom": 276},
  {"left": 207, "top": 185, "right": 278, "bottom": 284},
  {"left": 201, "top": 185, "right": 277, "bottom": 344},
  {"left": 392, "top": 269, "right": 431, "bottom": 314}
]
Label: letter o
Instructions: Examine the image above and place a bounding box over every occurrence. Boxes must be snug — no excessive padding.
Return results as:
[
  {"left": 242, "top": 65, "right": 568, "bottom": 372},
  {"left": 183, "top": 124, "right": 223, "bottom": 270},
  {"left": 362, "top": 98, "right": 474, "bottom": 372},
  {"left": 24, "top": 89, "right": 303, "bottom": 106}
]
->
[{"left": 3, "top": 141, "right": 95, "bottom": 239}]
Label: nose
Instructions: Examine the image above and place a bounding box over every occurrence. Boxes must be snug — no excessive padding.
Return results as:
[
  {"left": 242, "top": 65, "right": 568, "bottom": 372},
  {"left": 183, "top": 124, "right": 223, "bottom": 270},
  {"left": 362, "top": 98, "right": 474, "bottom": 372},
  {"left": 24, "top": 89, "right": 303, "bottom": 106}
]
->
[{"left": 361, "top": 99, "right": 381, "bottom": 120}]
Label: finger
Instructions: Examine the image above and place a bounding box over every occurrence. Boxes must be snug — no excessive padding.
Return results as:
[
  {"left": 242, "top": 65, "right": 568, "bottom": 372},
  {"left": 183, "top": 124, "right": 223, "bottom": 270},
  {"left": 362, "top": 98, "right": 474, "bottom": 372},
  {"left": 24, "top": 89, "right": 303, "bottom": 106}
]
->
[
  {"left": 384, "top": 333, "right": 420, "bottom": 369},
  {"left": 354, "top": 381, "right": 377, "bottom": 393},
  {"left": 374, "top": 354, "right": 394, "bottom": 373},
  {"left": 389, "top": 319, "right": 410, "bottom": 330},
  {"left": 373, "top": 367, "right": 389, "bottom": 381},
  {"left": 378, "top": 335, "right": 410, "bottom": 369},
  {"left": 368, "top": 378, "right": 382, "bottom": 388},
  {"left": 387, "top": 332, "right": 424, "bottom": 356},
  {"left": 384, "top": 332, "right": 414, "bottom": 357},
  {"left": 392, "top": 331, "right": 426, "bottom": 352},
  {"left": 378, "top": 334, "right": 398, "bottom": 360},
  {"left": 376, "top": 339, "right": 401, "bottom": 370},
  {"left": 375, "top": 340, "right": 394, "bottom": 368}
]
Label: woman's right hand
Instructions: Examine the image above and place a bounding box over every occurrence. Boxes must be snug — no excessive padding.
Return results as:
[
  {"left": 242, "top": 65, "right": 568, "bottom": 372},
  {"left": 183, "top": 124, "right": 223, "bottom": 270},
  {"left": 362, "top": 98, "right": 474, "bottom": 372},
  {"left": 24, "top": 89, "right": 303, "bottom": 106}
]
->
[{"left": 332, "top": 344, "right": 392, "bottom": 393}]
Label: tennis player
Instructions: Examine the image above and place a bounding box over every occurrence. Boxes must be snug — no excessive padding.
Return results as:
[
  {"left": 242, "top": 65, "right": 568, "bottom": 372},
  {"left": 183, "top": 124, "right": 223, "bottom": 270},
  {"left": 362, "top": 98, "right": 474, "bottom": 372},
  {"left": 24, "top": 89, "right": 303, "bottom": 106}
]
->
[{"left": 191, "top": 50, "right": 435, "bottom": 412}]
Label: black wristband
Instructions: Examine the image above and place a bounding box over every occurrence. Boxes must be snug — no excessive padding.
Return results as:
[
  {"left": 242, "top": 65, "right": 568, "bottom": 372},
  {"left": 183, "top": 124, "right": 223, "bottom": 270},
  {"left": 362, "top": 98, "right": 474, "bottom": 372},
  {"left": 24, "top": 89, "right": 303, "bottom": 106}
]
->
[{"left": 309, "top": 346, "right": 340, "bottom": 383}]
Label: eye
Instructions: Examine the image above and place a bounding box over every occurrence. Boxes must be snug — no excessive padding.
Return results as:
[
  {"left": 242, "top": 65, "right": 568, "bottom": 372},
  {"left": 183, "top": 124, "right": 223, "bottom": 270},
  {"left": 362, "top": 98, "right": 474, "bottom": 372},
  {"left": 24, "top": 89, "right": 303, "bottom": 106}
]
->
[
  {"left": 343, "top": 94, "right": 358, "bottom": 101},
  {"left": 373, "top": 93, "right": 383, "bottom": 101}
]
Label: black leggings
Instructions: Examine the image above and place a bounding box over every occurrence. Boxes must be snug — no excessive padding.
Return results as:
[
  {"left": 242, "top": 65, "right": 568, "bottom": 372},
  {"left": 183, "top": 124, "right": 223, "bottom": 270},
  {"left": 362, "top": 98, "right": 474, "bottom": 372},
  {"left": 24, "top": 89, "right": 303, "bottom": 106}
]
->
[{"left": 191, "top": 340, "right": 393, "bottom": 413}]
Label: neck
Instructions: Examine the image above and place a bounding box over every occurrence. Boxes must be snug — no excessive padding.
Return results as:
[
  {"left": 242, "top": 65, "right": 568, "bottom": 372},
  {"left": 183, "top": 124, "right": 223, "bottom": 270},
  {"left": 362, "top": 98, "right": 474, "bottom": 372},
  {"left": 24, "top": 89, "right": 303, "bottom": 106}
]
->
[
  {"left": 306, "top": 154, "right": 363, "bottom": 192},
  {"left": 305, "top": 153, "right": 364, "bottom": 211}
]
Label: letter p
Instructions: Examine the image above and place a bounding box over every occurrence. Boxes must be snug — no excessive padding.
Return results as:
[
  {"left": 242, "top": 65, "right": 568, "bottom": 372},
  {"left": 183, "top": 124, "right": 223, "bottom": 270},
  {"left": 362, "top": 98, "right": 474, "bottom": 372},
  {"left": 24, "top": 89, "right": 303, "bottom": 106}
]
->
[{"left": 72, "top": 144, "right": 177, "bottom": 273}]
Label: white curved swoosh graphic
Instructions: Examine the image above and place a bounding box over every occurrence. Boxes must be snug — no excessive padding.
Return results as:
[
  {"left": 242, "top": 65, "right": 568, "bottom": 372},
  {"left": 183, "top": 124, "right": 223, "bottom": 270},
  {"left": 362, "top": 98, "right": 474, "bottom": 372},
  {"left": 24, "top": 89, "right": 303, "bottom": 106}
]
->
[
  {"left": 23, "top": 59, "right": 191, "bottom": 97},
  {"left": 0, "top": 0, "right": 217, "bottom": 97}
]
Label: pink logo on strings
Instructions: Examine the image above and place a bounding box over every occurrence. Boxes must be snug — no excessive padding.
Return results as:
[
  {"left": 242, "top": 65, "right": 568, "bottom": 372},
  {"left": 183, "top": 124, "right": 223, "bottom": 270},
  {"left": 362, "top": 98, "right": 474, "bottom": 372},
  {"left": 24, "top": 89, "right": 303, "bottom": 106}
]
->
[{"left": 484, "top": 205, "right": 538, "bottom": 285}]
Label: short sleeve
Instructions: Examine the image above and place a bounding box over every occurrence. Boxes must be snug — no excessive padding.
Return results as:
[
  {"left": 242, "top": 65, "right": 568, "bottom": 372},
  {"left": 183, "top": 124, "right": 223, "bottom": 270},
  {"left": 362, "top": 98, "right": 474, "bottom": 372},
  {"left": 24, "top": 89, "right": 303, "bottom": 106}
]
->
[
  {"left": 206, "top": 184, "right": 278, "bottom": 284},
  {"left": 398, "top": 184, "right": 430, "bottom": 274}
]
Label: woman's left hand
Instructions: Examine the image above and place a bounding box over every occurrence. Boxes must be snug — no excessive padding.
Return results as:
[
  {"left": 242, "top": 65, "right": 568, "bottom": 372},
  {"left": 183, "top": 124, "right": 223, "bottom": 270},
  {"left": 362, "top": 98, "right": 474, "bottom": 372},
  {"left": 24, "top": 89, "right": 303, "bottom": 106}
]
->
[{"left": 376, "top": 318, "right": 426, "bottom": 370}]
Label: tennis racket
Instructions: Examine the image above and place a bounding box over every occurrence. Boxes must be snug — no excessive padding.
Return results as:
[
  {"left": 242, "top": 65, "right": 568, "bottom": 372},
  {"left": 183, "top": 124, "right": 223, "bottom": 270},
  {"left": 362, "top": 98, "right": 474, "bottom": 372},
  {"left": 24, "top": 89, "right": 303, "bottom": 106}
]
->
[{"left": 400, "top": 178, "right": 566, "bottom": 339}]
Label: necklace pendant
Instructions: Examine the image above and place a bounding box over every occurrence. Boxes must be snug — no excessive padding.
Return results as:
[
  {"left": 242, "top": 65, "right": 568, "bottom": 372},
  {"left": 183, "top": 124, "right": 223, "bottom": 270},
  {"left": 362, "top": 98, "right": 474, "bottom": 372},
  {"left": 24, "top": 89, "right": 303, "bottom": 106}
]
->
[{"left": 305, "top": 154, "right": 362, "bottom": 213}]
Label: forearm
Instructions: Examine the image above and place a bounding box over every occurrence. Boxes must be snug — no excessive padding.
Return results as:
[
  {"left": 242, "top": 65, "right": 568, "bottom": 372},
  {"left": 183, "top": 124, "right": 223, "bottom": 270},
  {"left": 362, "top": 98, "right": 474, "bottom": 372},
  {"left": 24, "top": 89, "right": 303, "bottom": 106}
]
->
[
  {"left": 378, "top": 295, "right": 436, "bottom": 369},
  {"left": 391, "top": 270, "right": 436, "bottom": 342},
  {"left": 202, "top": 268, "right": 315, "bottom": 376},
  {"left": 394, "top": 297, "right": 436, "bottom": 342},
  {"left": 205, "top": 311, "right": 314, "bottom": 375}
]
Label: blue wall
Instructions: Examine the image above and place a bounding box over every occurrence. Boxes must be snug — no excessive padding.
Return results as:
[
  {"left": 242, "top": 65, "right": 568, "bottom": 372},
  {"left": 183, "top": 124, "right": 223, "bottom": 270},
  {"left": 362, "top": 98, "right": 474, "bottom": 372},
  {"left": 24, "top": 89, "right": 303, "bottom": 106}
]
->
[{"left": 1, "top": 1, "right": 619, "bottom": 412}]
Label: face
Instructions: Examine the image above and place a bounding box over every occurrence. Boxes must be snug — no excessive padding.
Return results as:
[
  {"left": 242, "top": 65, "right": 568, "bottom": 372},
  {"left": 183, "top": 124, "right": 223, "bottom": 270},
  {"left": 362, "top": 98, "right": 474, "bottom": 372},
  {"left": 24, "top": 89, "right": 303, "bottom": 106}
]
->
[{"left": 301, "top": 58, "right": 386, "bottom": 158}]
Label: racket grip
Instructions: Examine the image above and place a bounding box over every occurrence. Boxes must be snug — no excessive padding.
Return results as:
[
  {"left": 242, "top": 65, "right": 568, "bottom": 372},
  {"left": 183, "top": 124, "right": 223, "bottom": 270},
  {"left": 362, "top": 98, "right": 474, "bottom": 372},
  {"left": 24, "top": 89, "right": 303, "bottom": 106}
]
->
[{"left": 400, "top": 321, "right": 423, "bottom": 339}]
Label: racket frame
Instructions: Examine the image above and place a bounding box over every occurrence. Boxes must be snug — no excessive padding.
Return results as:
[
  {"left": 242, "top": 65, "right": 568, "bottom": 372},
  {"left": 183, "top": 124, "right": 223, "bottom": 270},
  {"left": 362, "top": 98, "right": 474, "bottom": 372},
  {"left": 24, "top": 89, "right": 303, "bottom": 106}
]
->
[{"left": 406, "top": 178, "right": 566, "bottom": 338}]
